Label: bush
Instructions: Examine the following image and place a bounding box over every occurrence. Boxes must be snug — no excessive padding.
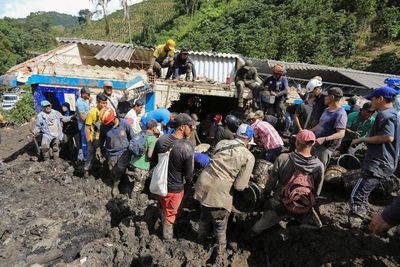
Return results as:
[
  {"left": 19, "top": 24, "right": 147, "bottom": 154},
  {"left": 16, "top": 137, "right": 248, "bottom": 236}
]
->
[{"left": 1, "top": 92, "right": 35, "bottom": 125}]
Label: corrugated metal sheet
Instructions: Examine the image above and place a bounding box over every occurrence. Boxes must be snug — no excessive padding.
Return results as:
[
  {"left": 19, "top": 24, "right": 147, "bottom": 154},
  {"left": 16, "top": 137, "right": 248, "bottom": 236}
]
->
[
  {"left": 337, "top": 70, "right": 390, "bottom": 89},
  {"left": 251, "top": 58, "right": 400, "bottom": 89},
  {"left": 57, "top": 37, "right": 124, "bottom": 47},
  {"left": 189, "top": 51, "right": 240, "bottom": 59},
  {"left": 95, "top": 45, "right": 134, "bottom": 63},
  {"left": 190, "top": 54, "right": 237, "bottom": 83}
]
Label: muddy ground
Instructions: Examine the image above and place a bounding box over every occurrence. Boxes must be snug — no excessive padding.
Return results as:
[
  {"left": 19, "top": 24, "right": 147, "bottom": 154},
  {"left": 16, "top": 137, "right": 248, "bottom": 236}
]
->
[{"left": 1, "top": 123, "right": 400, "bottom": 267}]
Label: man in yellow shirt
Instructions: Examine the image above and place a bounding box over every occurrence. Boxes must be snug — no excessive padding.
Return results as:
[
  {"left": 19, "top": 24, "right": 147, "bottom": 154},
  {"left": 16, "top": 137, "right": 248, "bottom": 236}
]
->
[
  {"left": 84, "top": 93, "right": 108, "bottom": 177},
  {"left": 148, "top": 39, "right": 176, "bottom": 79}
]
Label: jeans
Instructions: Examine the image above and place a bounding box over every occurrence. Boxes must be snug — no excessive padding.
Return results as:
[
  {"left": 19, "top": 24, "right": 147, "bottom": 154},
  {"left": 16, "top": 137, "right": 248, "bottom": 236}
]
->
[
  {"left": 84, "top": 140, "right": 98, "bottom": 171},
  {"left": 350, "top": 173, "right": 382, "bottom": 217},
  {"left": 77, "top": 127, "right": 87, "bottom": 161}
]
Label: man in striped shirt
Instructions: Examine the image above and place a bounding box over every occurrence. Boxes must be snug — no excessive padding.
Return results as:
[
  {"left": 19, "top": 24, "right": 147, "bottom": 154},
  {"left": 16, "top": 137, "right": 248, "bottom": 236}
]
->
[{"left": 247, "top": 112, "right": 284, "bottom": 163}]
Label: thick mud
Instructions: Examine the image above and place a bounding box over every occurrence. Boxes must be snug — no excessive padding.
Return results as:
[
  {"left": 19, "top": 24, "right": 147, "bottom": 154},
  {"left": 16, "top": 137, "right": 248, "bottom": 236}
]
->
[{"left": 0, "top": 124, "right": 399, "bottom": 267}]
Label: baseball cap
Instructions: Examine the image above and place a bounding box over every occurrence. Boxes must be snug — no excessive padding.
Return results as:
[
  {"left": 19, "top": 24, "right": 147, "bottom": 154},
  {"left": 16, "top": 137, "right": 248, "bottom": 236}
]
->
[
  {"left": 41, "top": 100, "right": 51, "bottom": 107},
  {"left": 132, "top": 99, "right": 144, "bottom": 107},
  {"left": 346, "top": 97, "right": 357, "bottom": 105},
  {"left": 81, "top": 87, "right": 91, "bottom": 95},
  {"left": 166, "top": 39, "right": 176, "bottom": 50},
  {"left": 364, "top": 86, "right": 397, "bottom": 100},
  {"left": 181, "top": 47, "right": 189, "bottom": 54},
  {"left": 236, "top": 124, "right": 254, "bottom": 139},
  {"left": 103, "top": 80, "right": 113, "bottom": 88},
  {"left": 296, "top": 130, "right": 316, "bottom": 145},
  {"left": 175, "top": 113, "right": 197, "bottom": 127},
  {"left": 322, "top": 87, "right": 343, "bottom": 97},
  {"left": 362, "top": 102, "right": 374, "bottom": 112}
]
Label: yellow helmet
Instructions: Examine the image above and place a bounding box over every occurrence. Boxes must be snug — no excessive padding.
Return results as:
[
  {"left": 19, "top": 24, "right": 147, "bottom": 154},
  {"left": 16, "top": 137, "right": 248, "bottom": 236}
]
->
[{"left": 166, "top": 39, "right": 176, "bottom": 50}]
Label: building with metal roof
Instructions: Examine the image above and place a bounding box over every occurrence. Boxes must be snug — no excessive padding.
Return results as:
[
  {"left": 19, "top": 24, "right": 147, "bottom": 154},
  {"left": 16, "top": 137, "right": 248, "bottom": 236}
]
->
[{"left": 1, "top": 37, "right": 399, "bottom": 114}]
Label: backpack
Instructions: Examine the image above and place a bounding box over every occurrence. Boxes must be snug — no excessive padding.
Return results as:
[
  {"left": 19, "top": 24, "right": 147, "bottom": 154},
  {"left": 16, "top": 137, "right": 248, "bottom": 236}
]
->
[
  {"left": 129, "top": 131, "right": 148, "bottom": 157},
  {"left": 281, "top": 170, "right": 316, "bottom": 215}
]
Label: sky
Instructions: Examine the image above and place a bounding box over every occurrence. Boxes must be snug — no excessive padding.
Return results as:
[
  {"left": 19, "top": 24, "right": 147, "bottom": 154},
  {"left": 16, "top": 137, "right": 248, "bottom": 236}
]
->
[{"left": 0, "top": 0, "right": 143, "bottom": 19}]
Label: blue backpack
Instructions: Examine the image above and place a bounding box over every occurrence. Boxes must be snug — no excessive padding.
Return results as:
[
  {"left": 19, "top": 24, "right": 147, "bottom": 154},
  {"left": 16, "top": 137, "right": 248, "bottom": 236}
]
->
[{"left": 129, "top": 131, "right": 148, "bottom": 157}]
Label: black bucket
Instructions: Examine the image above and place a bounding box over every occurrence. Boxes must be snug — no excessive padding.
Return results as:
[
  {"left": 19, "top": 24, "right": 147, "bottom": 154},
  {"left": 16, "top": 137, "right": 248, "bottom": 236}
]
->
[
  {"left": 233, "top": 181, "right": 265, "bottom": 212},
  {"left": 337, "top": 154, "right": 360, "bottom": 171}
]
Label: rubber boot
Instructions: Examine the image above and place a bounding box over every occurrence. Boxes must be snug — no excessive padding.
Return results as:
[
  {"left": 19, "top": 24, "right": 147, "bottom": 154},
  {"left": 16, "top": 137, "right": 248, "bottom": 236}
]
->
[
  {"left": 111, "top": 180, "right": 120, "bottom": 197},
  {"left": 41, "top": 148, "right": 50, "bottom": 161},
  {"left": 197, "top": 219, "right": 209, "bottom": 243},
  {"left": 162, "top": 222, "right": 173, "bottom": 240}
]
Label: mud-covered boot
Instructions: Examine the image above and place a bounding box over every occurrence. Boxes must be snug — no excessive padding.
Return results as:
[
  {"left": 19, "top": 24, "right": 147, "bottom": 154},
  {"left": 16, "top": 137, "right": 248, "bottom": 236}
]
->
[
  {"left": 162, "top": 222, "right": 174, "bottom": 240},
  {"left": 197, "top": 220, "right": 209, "bottom": 243},
  {"left": 111, "top": 181, "right": 120, "bottom": 197}
]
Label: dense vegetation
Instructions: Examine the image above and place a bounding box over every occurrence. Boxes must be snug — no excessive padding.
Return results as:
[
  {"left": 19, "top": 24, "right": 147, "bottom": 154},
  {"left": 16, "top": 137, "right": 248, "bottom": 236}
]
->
[
  {"left": 72, "top": 0, "right": 400, "bottom": 73},
  {"left": 70, "top": 0, "right": 177, "bottom": 44},
  {"left": 0, "top": 12, "right": 78, "bottom": 75}
]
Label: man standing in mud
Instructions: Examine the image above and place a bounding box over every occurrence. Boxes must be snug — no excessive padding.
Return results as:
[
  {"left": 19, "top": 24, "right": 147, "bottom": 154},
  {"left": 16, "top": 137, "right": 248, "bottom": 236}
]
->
[
  {"left": 32, "top": 100, "right": 73, "bottom": 161},
  {"left": 349, "top": 86, "right": 400, "bottom": 228},
  {"left": 99, "top": 107, "right": 134, "bottom": 197},
  {"left": 84, "top": 93, "right": 108, "bottom": 177},
  {"left": 151, "top": 113, "right": 195, "bottom": 240},
  {"left": 194, "top": 124, "right": 255, "bottom": 251}
]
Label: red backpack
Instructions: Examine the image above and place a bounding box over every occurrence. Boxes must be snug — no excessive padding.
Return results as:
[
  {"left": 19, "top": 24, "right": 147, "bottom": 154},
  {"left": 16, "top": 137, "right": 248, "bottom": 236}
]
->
[{"left": 281, "top": 170, "right": 316, "bottom": 215}]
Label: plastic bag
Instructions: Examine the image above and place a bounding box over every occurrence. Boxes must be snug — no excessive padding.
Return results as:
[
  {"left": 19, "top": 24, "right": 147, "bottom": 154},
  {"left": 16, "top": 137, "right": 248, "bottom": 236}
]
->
[{"left": 149, "top": 150, "right": 170, "bottom": 196}]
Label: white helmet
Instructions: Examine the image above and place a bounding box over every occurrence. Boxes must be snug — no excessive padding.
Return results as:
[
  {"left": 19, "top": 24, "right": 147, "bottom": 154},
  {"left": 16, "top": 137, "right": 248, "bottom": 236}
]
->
[{"left": 306, "top": 78, "right": 323, "bottom": 93}]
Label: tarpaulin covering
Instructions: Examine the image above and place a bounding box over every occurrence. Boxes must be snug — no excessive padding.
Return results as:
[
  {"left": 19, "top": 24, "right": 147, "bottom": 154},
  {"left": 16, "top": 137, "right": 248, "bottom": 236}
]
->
[{"left": 33, "top": 85, "right": 79, "bottom": 113}]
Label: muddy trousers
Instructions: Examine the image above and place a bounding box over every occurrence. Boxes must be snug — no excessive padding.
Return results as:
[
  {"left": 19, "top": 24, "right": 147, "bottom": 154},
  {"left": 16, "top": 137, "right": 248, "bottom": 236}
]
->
[
  {"left": 236, "top": 81, "right": 258, "bottom": 108},
  {"left": 41, "top": 136, "right": 60, "bottom": 160},
  {"left": 84, "top": 140, "right": 98, "bottom": 171},
  {"left": 126, "top": 167, "right": 148, "bottom": 192},
  {"left": 159, "top": 192, "right": 184, "bottom": 239},
  {"left": 350, "top": 174, "right": 382, "bottom": 217},
  {"left": 265, "top": 102, "right": 286, "bottom": 119},
  {"left": 174, "top": 63, "right": 194, "bottom": 80},
  {"left": 153, "top": 59, "right": 174, "bottom": 79},
  {"left": 107, "top": 150, "right": 132, "bottom": 196},
  {"left": 251, "top": 210, "right": 281, "bottom": 234},
  {"left": 198, "top": 206, "right": 229, "bottom": 246},
  {"left": 313, "top": 145, "right": 333, "bottom": 195}
]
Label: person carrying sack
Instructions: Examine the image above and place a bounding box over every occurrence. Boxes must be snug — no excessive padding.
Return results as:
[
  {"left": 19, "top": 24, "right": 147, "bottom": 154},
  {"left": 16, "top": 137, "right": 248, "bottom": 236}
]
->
[{"left": 150, "top": 113, "right": 196, "bottom": 240}]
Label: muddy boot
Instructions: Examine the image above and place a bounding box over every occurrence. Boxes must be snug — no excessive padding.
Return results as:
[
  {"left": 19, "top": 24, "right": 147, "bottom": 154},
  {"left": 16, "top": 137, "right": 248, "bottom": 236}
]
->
[
  {"left": 162, "top": 222, "right": 173, "bottom": 240},
  {"left": 197, "top": 220, "right": 209, "bottom": 243},
  {"left": 111, "top": 181, "right": 120, "bottom": 197},
  {"left": 41, "top": 147, "right": 50, "bottom": 161},
  {"left": 348, "top": 213, "right": 364, "bottom": 229},
  {"left": 214, "top": 216, "right": 228, "bottom": 250}
]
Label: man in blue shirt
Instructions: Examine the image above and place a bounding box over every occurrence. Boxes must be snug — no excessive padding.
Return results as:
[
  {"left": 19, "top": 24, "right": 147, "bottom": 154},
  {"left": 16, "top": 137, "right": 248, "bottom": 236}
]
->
[
  {"left": 349, "top": 86, "right": 400, "bottom": 228},
  {"left": 261, "top": 64, "right": 289, "bottom": 119},
  {"left": 99, "top": 107, "right": 134, "bottom": 197},
  {"left": 173, "top": 47, "right": 196, "bottom": 81},
  {"left": 75, "top": 87, "right": 91, "bottom": 161},
  {"left": 311, "top": 87, "right": 347, "bottom": 194},
  {"left": 141, "top": 108, "right": 172, "bottom": 131}
]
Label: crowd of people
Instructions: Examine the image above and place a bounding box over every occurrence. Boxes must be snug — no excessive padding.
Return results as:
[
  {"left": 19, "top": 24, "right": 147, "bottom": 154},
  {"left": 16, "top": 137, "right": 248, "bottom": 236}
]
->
[{"left": 29, "top": 60, "right": 400, "bottom": 252}]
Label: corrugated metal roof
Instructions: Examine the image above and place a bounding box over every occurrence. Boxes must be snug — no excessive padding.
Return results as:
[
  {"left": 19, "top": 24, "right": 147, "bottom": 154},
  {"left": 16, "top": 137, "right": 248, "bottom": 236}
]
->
[
  {"left": 252, "top": 58, "right": 400, "bottom": 89},
  {"left": 57, "top": 37, "right": 127, "bottom": 47},
  {"left": 95, "top": 45, "right": 134, "bottom": 63},
  {"left": 190, "top": 51, "right": 240, "bottom": 59}
]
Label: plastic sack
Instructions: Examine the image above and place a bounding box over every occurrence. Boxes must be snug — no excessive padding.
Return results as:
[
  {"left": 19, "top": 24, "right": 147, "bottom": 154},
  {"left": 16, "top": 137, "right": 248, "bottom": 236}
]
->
[{"left": 149, "top": 150, "right": 170, "bottom": 196}]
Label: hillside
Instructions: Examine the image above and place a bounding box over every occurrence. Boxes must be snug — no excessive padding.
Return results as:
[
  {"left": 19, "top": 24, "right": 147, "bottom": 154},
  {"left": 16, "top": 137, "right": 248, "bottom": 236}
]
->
[
  {"left": 73, "top": 0, "right": 400, "bottom": 74},
  {"left": 69, "top": 0, "right": 177, "bottom": 44},
  {"left": 0, "top": 11, "right": 79, "bottom": 75}
]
